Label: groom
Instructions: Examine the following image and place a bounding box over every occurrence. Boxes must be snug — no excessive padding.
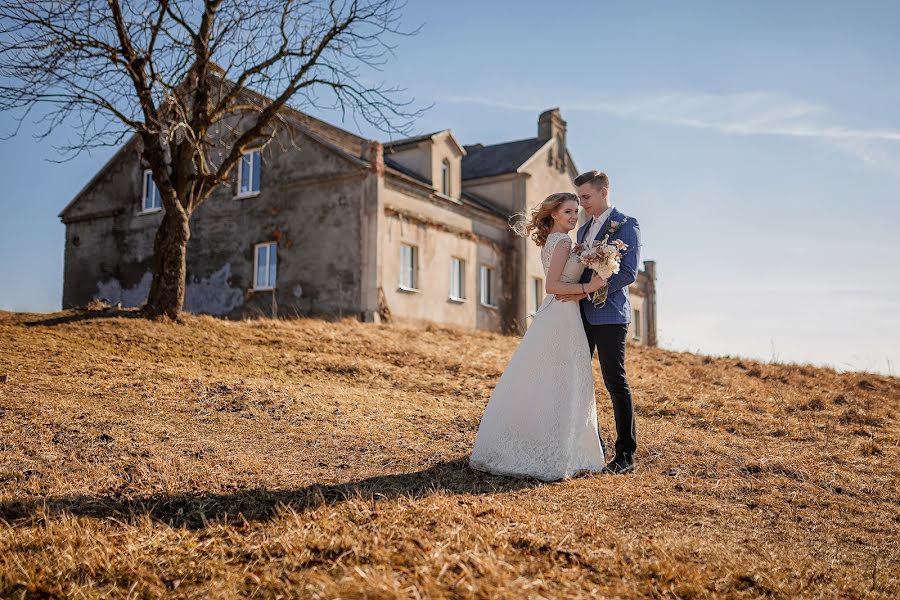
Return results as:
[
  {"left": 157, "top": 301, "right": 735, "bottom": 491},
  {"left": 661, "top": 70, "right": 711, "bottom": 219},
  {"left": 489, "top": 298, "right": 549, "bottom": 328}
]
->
[{"left": 557, "top": 170, "right": 640, "bottom": 475}]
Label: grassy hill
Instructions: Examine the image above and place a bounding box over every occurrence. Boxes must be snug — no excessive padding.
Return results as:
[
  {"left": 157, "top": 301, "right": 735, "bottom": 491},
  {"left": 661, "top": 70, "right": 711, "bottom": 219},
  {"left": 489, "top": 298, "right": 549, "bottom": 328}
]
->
[{"left": 0, "top": 309, "right": 897, "bottom": 598}]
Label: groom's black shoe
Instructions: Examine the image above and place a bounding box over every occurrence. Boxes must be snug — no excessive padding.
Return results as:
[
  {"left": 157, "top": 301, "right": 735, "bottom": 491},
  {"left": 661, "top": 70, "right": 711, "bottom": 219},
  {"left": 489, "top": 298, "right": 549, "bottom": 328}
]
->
[{"left": 602, "top": 453, "right": 634, "bottom": 475}]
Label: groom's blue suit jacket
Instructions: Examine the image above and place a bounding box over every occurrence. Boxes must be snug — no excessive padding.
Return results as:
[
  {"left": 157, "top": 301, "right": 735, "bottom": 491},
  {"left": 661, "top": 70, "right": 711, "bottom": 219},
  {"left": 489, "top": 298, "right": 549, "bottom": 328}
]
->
[{"left": 577, "top": 207, "right": 641, "bottom": 325}]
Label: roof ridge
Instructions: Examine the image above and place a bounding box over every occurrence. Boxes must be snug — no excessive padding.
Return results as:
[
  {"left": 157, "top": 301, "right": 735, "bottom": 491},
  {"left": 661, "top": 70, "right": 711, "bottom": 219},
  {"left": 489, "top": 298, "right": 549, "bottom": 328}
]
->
[
  {"left": 383, "top": 130, "right": 445, "bottom": 147},
  {"left": 464, "top": 136, "right": 539, "bottom": 151},
  {"left": 461, "top": 137, "right": 546, "bottom": 180}
]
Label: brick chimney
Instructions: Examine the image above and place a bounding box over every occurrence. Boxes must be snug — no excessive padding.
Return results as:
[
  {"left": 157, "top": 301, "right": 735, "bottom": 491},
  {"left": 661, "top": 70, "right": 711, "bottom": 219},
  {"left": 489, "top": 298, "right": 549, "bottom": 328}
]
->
[
  {"left": 538, "top": 108, "right": 567, "bottom": 170},
  {"left": 538, "top": 108, "right": 566, "bottom": 141},
  {"left": 361, "top": 140, "right": 384, "bottom": 176}
]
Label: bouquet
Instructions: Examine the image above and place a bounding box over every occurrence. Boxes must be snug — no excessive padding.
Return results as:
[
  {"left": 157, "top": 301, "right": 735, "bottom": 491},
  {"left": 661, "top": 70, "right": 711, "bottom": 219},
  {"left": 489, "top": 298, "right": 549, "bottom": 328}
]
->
[{"left": 575, "top": 218, "right": 628, "bottom": 307}]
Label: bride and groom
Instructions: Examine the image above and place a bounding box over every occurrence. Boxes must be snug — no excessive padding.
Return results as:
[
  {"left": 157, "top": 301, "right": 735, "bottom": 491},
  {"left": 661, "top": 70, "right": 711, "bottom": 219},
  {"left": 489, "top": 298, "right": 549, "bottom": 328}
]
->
[{"left": 469, "top": 170, "right": 640, "bottom": 481}]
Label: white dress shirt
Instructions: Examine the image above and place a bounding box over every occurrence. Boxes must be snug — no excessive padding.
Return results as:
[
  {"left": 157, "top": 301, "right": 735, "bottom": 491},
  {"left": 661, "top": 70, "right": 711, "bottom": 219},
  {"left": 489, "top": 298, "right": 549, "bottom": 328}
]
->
[{"left": 585, "top": 205, "right": 614, "bottom": 243}]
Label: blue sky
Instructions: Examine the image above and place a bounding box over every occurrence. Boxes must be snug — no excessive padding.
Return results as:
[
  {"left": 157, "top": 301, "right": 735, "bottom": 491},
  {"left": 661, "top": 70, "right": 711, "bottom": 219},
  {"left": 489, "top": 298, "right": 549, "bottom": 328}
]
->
[{"left": 1, "top": 1, "right": 898, "bottom": 374}]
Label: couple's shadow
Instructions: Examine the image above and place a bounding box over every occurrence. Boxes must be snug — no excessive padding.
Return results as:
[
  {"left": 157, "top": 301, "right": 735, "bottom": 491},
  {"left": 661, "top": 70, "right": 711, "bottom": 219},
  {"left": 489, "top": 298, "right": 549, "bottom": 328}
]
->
[{"left": 0, "top": 458, "right": 540, "bottom": 530}]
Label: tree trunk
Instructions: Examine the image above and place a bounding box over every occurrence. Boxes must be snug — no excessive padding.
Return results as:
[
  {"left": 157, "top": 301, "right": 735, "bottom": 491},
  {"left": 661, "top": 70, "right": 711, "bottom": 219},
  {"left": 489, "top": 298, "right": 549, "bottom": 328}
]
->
[{"left": 144, "top": 207, "right": 191, "bottom": 319}]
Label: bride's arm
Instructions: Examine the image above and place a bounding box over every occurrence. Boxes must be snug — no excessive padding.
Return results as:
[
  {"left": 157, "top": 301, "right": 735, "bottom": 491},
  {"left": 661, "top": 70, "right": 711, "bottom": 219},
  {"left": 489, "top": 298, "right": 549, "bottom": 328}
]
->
[{"left": 545, "top": 240, "right": 606, "bottom": 296}]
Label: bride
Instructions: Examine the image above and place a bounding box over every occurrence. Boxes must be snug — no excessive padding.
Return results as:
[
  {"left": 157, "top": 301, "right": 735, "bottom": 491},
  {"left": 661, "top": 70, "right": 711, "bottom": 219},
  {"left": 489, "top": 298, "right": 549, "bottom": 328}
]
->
[{"left": 469, "top": 192, "right": 608, "bottom": 482}]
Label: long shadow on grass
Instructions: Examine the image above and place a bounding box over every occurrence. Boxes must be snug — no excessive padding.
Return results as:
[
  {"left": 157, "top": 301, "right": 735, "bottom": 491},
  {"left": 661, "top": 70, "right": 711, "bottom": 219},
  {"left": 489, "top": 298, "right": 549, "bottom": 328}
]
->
[
  {"left": 23, "top": 308, "right": 145, "bottom": 327},
  {"left": 0, "top": 458, "right": 542, "bottom": 529}
]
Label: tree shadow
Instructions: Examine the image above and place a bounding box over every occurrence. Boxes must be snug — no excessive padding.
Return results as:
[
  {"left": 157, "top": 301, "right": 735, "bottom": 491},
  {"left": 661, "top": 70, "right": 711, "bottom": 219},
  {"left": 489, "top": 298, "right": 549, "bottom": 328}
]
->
[
  {"left": 23, "top": 308, "right": 146, "bottom": 327},
  {"left": 0, "top": 458, "right": 544, "bottom": 530}
]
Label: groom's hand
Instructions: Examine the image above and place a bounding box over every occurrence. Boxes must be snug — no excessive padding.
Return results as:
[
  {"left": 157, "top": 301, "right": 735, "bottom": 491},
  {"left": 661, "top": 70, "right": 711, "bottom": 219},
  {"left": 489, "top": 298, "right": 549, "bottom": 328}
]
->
[{"left": 556, "top": 293, "right": 588, "bottom": 302}]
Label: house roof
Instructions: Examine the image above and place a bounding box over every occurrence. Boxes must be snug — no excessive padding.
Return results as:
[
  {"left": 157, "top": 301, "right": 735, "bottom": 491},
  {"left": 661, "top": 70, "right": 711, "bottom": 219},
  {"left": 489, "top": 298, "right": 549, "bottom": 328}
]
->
[
  {"left": 58, "top": 135, "right": 141, "bottom": 219},
  {"left": 383, "top": 156, "right": 508, "bottom": 219},
  {"left": 176, "top": 78, "right": 374, "bottom": 165},
  {"left": 383, "top": 129, "right": 467, "bottom": 156},
  {"left": 461, "top": 137, "right": 548, "bottom": 180},
  {"left": 383, "top": 131, "right": 444, "bottom": 148},
  {"left": 249, "top": 94, "right": 368, "bottom": 158},
  {"left": 59, "top": 83, "right": 373, "bottom": 220},
  {"left": 283, "top": 110, "right": 367, "bottom": 157},
  {"left": 59, "top": 75, "right": 513, "bottom": 223},
  {"left": 461, "top": 189, "right": 509, "bottom": 219},
  {"left": 384, "top": 156, "right": 430, "bottom": 184}
]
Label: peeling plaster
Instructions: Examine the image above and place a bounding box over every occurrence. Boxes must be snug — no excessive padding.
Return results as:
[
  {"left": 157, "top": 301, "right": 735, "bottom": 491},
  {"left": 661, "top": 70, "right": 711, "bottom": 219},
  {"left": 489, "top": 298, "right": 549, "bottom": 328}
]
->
[
  {"left": 94, "top": 265, "right": 244, "bottom": 315},
  {"left": 183, "top": 264, "right": 244, "bottom": 315},
  {"left": 95, "top": 272, "right": 152, "bottom": 308}
]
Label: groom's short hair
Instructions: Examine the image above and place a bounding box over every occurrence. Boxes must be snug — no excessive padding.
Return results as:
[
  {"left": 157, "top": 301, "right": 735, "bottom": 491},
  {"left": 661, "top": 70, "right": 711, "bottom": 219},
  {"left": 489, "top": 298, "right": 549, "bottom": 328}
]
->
[{"left": 574, "top": 170, "right": 609, "bottom": 189}]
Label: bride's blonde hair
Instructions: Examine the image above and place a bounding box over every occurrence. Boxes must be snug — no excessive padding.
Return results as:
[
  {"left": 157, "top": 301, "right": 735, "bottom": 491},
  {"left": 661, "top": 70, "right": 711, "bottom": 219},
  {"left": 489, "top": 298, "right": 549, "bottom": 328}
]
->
[{"left": 511, "top": 192, "right": 579, "bottom": 247}]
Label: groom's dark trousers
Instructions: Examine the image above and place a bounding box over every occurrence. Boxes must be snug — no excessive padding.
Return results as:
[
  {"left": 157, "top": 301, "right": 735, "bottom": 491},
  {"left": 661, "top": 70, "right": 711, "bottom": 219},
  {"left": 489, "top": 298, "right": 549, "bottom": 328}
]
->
[
  {"left": 580, "top": 306, "right": 637, "bottom": 458},
  {"left": 575, "top": 207, "right": 641, "bottom": 459}
]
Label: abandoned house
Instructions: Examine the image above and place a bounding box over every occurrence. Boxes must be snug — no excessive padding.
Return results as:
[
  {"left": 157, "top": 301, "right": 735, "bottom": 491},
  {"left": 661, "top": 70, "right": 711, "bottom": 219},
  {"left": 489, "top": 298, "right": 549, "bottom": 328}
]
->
[{"left": 59, "top": 104, "right": 658, "bottom": 345}]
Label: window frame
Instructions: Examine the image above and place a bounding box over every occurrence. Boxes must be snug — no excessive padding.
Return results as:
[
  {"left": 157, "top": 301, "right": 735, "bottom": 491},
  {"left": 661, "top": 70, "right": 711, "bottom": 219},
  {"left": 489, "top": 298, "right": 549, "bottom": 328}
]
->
[
  {"left": 441, "top": 159, "right": 450, "bottom": 196},
  {"left": 480, "top": 265, "right": 497, "bottom": 308},
  {"left": 139, "top": 169, "right": 162, "bottom": 214},
  {"left": 399, "top": 243, "right": 419, "bottom": 292},
  {"left": 449, "top": 257, "right": 466, "bottom": 302},
  {"left": 532, "top": 277, "right": 544, "bottom": 312},
  {"left": 633, "top": 308, "right": 642, "bottom": 340},
  {"left": 236, "top": 149, "right": 262, "bottom": 198},
  {"left": 253, "top": 241, "right": 278, "bottom": 291}
]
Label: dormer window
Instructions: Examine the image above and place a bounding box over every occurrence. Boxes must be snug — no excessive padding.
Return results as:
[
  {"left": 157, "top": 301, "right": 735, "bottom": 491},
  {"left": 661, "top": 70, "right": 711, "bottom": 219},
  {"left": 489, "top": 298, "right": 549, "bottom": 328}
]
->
[{"left": 441, "top": 159, "right": 450, "bottom": 196}]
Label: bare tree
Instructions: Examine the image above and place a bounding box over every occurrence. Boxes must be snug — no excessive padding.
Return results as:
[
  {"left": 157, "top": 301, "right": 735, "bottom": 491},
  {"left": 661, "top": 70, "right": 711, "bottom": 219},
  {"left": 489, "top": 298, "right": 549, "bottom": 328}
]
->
[{"left": 0, "top": 0, "right": 421, "bottom": 318}]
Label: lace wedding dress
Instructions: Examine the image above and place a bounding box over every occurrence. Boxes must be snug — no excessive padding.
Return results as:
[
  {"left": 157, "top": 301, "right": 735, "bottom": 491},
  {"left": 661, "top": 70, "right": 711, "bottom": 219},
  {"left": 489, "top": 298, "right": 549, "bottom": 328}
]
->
[{"left": 469, "top": 232, "right": 605, "bottom": 481}]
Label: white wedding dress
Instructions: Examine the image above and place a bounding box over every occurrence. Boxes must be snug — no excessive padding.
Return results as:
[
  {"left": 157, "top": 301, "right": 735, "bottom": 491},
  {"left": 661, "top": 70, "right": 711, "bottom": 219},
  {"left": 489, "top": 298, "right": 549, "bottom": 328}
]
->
[{"left": 469, "top": 232, "right": 605, "bottom": 481}]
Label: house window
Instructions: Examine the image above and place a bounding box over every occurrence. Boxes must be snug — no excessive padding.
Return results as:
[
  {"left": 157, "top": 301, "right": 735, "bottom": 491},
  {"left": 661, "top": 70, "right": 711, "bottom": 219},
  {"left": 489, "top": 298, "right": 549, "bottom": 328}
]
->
[
  {"left": 237, "top": 149, "right": 261, "bottom": 196},
  {"left": 253, "top": 242, "right": 277, "bottom": 290},
  {"left": 441, "top": 159, "right": 450, "bottom": 196},
  {"left": 480, "top": 265, "right": 497, "bottom": 307},
  {"left": 633, "top": 309, "right": 642, "bottom": 340},
  {"left": 450, "top": 257, "right": 465, "bottom": 301},
  {"left": 141, "top": 170, "right": 162, "bottom": 213},
  {"left": 400, "top": 244, "right": 418, "bottom": 291},
  {"left": 532, "top": 277, "right": 543, "bottom": 311}
]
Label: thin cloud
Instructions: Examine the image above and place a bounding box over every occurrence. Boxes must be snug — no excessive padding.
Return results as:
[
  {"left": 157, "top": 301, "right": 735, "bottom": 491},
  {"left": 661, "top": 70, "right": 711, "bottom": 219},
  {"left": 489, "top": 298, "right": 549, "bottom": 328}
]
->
[
  {"left": 833, "top": 136, "right": 900, "bottom": 176},
  {"left": 445, "top": 91, "right": 900, "bottom": 142}
]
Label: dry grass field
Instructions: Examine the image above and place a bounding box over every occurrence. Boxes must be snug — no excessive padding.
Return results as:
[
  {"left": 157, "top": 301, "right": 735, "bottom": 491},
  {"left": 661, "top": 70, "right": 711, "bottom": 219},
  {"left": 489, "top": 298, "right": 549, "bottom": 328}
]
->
[{"left": 0, "top": 309, "right": 897, "bottom": 599}]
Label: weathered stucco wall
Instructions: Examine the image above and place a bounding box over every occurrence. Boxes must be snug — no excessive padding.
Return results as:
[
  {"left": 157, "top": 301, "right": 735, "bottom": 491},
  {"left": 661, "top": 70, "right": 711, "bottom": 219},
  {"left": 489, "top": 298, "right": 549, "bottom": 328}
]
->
[
  {"left": 461, "top": 173, "right": 521, "bottom": 216},
  {"left": 380, "top": 183, "right": 508, "bottom": 332},
  {"left": 383, "top": 132, "right": 463, "bottom": 199},
  {"left": 631, "top": 265, "right": 657, "bottom": 347},
  {"left": 60, "top": 106, "right": 656, "bottom": 343},
  {"left": 62, "top": 140, "right": 170, "bottom": 310},
  {"left": 429, "top": 132, "right": 463, "bottom": 198},
  {"left": 628, "top": 293, "right": 646, "bottom": 343},
  {"left": 521, "top": 139, "right": 579, "bottom": 329},
  {"left": 62, "top": 125, "right": 370, "bottom": 318},
  {"left": 384, "top": 141, "right": 432, "bottom": 183},
  {"left": 189, "top": 126, "right": 369, "bottom": 318}
]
